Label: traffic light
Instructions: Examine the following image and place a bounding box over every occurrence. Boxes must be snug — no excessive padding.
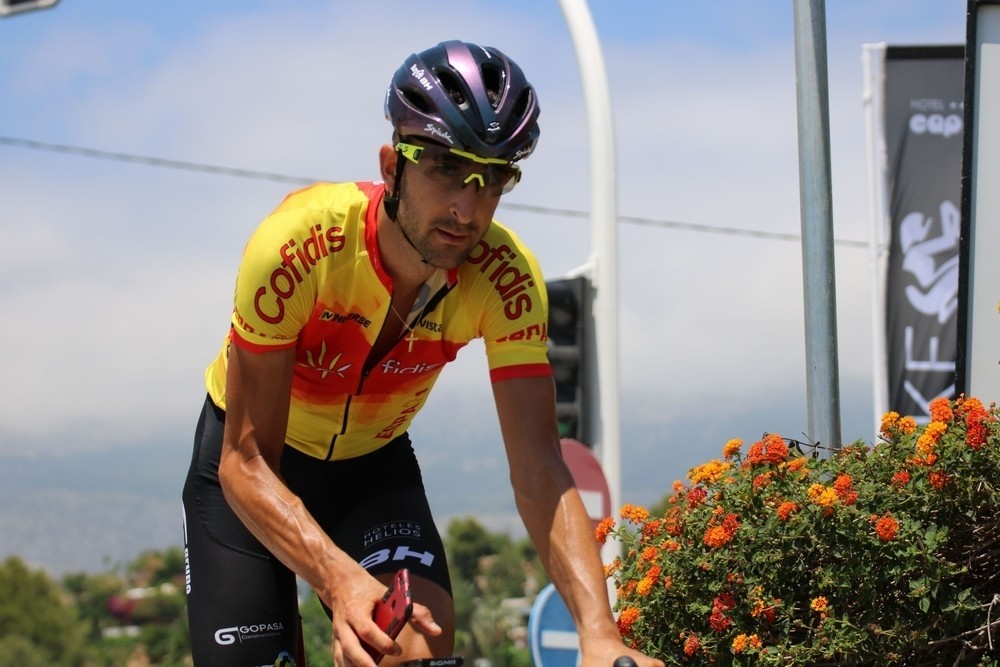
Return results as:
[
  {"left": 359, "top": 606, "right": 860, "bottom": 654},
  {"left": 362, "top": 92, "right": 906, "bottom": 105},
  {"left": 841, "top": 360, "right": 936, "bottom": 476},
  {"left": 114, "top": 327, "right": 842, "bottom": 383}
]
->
[
  {"left": 0, "top": 0, "right": 59, "bottom": 17},
  {"left": 545, "top": 276, "right": 591, "bottom": 443}
]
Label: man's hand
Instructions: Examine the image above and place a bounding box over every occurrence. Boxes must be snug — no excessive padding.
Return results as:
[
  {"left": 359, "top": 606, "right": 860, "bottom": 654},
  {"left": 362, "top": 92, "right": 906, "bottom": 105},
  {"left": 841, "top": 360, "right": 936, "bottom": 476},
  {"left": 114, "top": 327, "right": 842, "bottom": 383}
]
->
[
  {"left": 328, "top": 571, "right": 441, "bottom": 667},
  {"left": 580, "top": 636, "right": 664, "bottom": 667}
]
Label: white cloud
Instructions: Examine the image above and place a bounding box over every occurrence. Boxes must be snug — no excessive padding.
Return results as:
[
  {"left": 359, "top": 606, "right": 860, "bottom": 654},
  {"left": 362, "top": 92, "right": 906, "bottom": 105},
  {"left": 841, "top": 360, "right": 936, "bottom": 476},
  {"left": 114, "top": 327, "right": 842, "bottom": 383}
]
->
[{"left": 0, "top": 0, "right": 968, "bottom": 482}]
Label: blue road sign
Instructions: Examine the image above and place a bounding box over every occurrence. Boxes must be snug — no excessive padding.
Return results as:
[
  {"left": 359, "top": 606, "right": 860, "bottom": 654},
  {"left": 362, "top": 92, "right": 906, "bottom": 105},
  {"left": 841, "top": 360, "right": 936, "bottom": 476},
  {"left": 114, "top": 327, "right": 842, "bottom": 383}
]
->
[{"left": 528, "top": 583, "right": 579, "bottom": 667}]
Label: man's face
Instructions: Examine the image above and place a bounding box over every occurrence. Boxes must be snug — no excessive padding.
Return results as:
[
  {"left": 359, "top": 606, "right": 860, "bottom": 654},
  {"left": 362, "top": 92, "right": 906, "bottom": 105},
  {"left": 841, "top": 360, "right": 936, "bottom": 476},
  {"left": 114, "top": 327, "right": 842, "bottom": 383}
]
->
[{"left": 393, "top": 142, "right": 517, "bottom": 269}]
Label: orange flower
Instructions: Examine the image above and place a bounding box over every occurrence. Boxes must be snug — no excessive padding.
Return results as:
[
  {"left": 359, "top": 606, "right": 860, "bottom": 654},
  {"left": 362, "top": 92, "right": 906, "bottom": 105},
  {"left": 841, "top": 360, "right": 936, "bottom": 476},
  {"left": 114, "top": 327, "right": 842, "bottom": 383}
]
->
[
  {"left": 640, "top": 573, "right": 658, "bottom": 592},
  {"left": 709, "top": 593, "right": 736, "bottom": 632},
  {"left": 873, "top": 514, "right": 899, "bottom": 541},
  {"left": 709, "top": 609, "right": 732, "bottom": 632},
  {"left": 732, "top": 633, "right": 762, "bottom": 654},
  {"left": 640, "top": 546, "right": 658, "bottom": 563},
  {"left": 619, "top": 504, "right": 650, "bottom": 524},
  {"left": 617, "top": 607, "right": 639, "bottom": 635},
  {"left": 682, "top": 634, "right": 701, "bottom": 657},
  {"left": 686, "top": 486, "right": 708, "bottom": 508},
  {"left": 957, "top": 395, "right": 986, "bottom": 416},
  {"left": 784, "top": 456, "right": 808, "bottom": 473},
  {"left": 704, "top": 525, "right": 731, "bottom": 549},
  {"left": 746, "top": 433, "right": 790, "bottom": 466},
  {"left": 641, "top": 518, "right": 663, "bottom": 539},
  {"left": 929, "top": 471, "right": 950, "bottom": 489},
  {"left": 703, "top": 513, "right": 740, "bottom": 548},
  {"left": 595, "top": 517, "right": 615, "bottom": 544},
  {"left": 833, "top": 474, "right": 858, "bottom": 505},
  {"left": 891, "top": 470, "right": 910, "bottom": 486},
  {"left": 664, "top": 508, "right": 684, "bottom": 536},
  {"left": 908, "top": 452, "right": 938, "bottom": 467},
  {"left": 810, "top": 596, "right": 829, "bottom": 613},
  {"left": 662, "top": 539, "right": 681, "bottom": 552},
  {"left": 753, "top": 472, "right": 773, "bottom": 490},
  {"left": 777, "top": 501, "right": 798, "bottom": 521},
  {"left": 723, "top": 438, "right": 743, "bottom": 458},
  {"left": 880, "top": 410, "right": 900, "bottom": 438},
  {"left": 966, "top": 409, "right": 991, "bottom": 449},
  {"left": 898, "top": 416, "right": 918, "bottom": 434},
  {"left": 929, "top": 396, "right": 954, "bottom": 423}
]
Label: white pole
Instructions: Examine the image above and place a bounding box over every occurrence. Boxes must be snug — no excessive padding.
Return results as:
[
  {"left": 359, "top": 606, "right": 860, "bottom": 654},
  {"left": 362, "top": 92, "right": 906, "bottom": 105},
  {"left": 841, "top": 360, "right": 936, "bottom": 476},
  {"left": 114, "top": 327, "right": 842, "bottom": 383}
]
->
[
  {"left": 556, "top": 0, "right": 621, "bottom": 571},
  {"left": 862, "top": 43, "right": 890, "bottom": 436}
]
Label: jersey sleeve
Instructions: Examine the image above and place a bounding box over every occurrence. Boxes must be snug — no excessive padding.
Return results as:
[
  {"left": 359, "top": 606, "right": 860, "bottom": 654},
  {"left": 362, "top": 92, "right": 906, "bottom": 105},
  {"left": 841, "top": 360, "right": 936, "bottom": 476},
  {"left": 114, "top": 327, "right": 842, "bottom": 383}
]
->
[
  {"left": 229, "top": 206, "right": 322, "bottom": 352},
  {"left": 477, "top": 227, "right": 553, "bottom": 382}
]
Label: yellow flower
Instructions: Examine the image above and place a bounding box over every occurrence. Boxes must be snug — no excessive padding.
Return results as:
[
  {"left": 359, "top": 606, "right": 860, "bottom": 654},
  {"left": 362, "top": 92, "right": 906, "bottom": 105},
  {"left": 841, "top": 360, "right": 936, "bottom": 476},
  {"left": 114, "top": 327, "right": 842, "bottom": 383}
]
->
[
  {"left": 879, "top": 410, "right": 900, "bottom": 438},
  {"left": 688, "top": 459, "right": 731, "bottom": 485},
  {"left": 723, "top": 438, "right": 743, "bottom": 458},
  {"left": 916, "top": 420, "right": 948, "bottom": 456},
  {"left": 811, "top": 596, "right": 829, "bottom": 613},
  {"left": 898, "top": 415, "right": 918, "bottom": 434},
  {"left": 807, "top": 484, "right": 838, "bottom": 507}
]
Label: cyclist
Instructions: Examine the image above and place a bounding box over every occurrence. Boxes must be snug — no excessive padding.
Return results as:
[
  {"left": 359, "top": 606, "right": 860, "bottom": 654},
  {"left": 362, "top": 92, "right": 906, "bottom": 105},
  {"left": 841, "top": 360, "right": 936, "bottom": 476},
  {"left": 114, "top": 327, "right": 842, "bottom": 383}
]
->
[{"left": 181, "top": 39, "right": 663, "bottom": 667}]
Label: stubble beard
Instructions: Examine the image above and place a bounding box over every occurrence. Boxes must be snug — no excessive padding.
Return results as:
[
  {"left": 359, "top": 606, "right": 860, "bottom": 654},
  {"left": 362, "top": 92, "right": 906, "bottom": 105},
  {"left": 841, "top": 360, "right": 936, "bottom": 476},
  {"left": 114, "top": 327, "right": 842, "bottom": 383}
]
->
[{"left": 395, "top": 200, "right": 482, "bottom": 270}]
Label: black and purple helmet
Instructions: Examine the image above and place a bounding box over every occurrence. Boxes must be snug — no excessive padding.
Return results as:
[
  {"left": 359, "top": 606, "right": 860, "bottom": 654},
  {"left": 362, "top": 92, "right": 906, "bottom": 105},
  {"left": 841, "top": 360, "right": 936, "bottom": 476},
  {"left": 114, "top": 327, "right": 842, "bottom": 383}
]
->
[{"left": 385, "top": 40, "right": 540, "bottom": 162}]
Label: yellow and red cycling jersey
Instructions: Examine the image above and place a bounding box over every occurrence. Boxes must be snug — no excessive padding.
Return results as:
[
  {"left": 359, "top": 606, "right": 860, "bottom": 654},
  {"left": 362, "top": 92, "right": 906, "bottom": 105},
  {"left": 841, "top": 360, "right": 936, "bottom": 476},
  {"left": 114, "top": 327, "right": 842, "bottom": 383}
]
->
[{"left": 205, "top": 181, "right": 552, "bottom": 461}]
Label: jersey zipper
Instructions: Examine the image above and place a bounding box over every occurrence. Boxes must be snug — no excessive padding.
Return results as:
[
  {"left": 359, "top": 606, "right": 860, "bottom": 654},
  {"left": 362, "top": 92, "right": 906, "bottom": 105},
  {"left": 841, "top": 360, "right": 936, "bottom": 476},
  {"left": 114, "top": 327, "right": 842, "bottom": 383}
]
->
[{"left": 322, "top": 281, "right": 455, "bottom": 461}]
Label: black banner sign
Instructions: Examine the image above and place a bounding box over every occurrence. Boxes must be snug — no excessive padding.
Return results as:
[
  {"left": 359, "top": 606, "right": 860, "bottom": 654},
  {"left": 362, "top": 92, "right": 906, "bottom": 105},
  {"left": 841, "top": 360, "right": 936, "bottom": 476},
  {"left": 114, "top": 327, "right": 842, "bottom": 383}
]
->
[{"left": 883, "top": 46, "right": 964, "bottom": 419}]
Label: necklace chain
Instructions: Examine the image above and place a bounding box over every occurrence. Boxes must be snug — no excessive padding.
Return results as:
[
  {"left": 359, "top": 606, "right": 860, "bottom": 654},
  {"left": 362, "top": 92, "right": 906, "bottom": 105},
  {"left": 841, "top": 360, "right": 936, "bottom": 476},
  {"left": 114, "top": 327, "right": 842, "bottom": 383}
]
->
[{"left": 389, "top": 301, "right": 417, "bottom": 352}]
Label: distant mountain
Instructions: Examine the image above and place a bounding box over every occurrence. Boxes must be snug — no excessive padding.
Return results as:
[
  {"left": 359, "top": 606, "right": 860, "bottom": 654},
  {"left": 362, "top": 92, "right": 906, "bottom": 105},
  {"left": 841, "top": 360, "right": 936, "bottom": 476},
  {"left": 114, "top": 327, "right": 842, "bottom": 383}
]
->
[
  {"left": 0, "top": 435, "right": 520, "bottom": 576},
  {"left": 0, "top": 384, "right": 875, "bottom": 577}
]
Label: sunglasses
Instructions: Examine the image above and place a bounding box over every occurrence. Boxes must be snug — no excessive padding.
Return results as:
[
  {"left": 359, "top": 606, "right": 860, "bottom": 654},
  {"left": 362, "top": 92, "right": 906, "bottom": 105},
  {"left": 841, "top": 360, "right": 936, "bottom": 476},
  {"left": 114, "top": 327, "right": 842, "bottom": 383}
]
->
[{"left": 395, "top": 142, "right": 522, "bottom": 196}]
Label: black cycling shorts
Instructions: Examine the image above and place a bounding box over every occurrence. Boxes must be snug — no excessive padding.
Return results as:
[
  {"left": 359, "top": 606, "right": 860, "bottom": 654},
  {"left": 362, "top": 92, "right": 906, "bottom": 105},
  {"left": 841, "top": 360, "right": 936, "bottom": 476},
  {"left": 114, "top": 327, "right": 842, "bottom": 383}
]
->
[{"left": 181, "top": 395, "right": 451, "bottom": 666}]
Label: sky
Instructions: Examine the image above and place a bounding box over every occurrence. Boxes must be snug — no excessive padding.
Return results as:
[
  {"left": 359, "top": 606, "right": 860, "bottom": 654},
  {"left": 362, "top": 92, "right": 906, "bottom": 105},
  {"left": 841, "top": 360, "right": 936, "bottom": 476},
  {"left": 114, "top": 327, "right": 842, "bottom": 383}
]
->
[{"left": 0, "top": 0, "right": 970, "bottom": 515}]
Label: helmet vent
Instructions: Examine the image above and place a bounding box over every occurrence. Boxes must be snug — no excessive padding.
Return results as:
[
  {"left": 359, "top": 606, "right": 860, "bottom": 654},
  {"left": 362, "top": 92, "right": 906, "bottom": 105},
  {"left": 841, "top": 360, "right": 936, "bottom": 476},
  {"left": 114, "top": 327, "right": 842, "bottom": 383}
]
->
[
  {"left": 511, "top": 87, "right": 533, "bottom": 120},
  {"left": 401, "top": 86, "right": 432, "bottom": 113},
  {"left": 435, "top": 69, "right": 469, "bottom": 110},
  {"left": 481, "top": 64, "right": 504, "bottom": 107}
]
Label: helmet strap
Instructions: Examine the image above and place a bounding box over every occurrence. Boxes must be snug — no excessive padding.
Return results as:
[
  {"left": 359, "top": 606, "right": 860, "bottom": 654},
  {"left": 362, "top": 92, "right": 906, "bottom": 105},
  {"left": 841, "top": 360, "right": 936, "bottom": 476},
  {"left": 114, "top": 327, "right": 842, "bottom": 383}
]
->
[
  {"left": 383, "top": 152, "right": 430, "bottom": 265},
  {"left": 383, "top": 152, "right": 406, "bottom": 221}
]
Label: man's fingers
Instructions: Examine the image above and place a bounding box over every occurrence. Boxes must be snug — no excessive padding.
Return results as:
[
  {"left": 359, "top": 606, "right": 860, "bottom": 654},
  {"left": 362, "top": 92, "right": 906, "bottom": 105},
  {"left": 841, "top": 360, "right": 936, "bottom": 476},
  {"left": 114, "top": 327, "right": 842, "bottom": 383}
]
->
[{"left": 408, "top": 602, "right": 442, "bottom": 636}]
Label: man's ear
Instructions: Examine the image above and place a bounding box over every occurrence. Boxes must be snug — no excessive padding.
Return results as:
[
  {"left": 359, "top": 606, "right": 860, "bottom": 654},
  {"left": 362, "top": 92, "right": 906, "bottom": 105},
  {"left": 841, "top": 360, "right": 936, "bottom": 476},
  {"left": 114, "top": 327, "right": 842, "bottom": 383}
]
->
[{"left": 379, "top": 144, "right": 397, "bottom": 191}]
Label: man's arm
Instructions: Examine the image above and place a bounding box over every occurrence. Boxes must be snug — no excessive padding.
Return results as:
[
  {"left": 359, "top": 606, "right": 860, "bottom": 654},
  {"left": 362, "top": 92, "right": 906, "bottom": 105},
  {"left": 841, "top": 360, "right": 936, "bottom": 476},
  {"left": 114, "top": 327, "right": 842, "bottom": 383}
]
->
[
  {"left": 492, "top": 375, "right": 663, "bottom": 667},
  {"left": 218, "top": 343, "right": 438, "bottom": 664}
]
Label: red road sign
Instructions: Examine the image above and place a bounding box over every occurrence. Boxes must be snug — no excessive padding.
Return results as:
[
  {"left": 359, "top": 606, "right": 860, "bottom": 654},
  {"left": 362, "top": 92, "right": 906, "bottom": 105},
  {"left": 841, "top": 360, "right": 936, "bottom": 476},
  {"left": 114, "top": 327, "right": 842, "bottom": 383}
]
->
[{"left": 560, "top": 438, "right": 611, "bottom": 530}]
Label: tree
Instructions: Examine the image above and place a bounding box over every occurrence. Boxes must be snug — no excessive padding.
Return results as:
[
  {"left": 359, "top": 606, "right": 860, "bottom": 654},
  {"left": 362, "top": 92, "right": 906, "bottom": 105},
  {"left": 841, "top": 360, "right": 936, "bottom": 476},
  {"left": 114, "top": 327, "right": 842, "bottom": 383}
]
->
[
  {"left": 0, "top": 556, "right": 89, "bottom": 665},
  {"left": 443, "top": 518, "right": 545, "bottom": 664},
  {"left": 445, "top": 517, "right": 506, "bottom": 582}
]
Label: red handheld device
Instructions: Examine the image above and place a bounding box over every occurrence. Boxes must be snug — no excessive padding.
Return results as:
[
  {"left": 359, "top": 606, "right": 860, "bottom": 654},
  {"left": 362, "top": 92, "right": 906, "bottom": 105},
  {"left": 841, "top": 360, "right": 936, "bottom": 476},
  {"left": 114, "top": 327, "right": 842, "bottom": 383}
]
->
[{"left": 366, "top": 568, "right": 413, "bottom": 664}]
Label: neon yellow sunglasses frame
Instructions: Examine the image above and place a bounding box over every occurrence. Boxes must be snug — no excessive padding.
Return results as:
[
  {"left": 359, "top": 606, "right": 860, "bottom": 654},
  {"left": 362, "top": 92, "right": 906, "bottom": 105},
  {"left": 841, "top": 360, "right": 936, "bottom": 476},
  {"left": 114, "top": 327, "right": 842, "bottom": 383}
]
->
[{"left": 395, "top": 142, "right": 521, "bottom": 194}]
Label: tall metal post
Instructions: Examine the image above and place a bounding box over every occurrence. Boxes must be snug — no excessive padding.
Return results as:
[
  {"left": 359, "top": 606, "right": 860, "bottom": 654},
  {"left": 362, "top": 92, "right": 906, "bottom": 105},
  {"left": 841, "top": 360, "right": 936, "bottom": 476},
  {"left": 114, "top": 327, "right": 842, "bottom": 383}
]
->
[
  {"left": 556, "top": 0, "right": 621, "bottom": 568},
  {"left": 792, "top": 0, "right": 843, "bottom": 449}
]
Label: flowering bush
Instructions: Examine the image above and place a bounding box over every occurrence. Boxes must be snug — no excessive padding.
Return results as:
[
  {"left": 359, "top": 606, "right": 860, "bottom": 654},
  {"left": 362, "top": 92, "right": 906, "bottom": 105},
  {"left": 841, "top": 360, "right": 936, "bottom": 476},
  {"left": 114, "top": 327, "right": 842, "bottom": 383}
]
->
[{"left": 599, "top": 396, "right": 1000, "bottom": 666}]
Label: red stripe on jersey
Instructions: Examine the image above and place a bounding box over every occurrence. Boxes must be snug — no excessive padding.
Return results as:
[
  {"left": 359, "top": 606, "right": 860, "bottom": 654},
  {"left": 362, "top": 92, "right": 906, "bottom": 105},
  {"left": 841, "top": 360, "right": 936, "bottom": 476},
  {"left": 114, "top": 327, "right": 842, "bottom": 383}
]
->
[{"left": 490, "top": 363, "right": 553, "bottom": 383}]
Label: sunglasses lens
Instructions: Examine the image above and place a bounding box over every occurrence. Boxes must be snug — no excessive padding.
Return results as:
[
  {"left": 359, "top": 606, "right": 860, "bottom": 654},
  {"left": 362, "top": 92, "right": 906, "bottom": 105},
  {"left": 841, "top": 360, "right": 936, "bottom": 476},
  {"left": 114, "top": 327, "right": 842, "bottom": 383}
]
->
[{"left": 397, "top": 142, "right": 520, "bottom": 196}]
